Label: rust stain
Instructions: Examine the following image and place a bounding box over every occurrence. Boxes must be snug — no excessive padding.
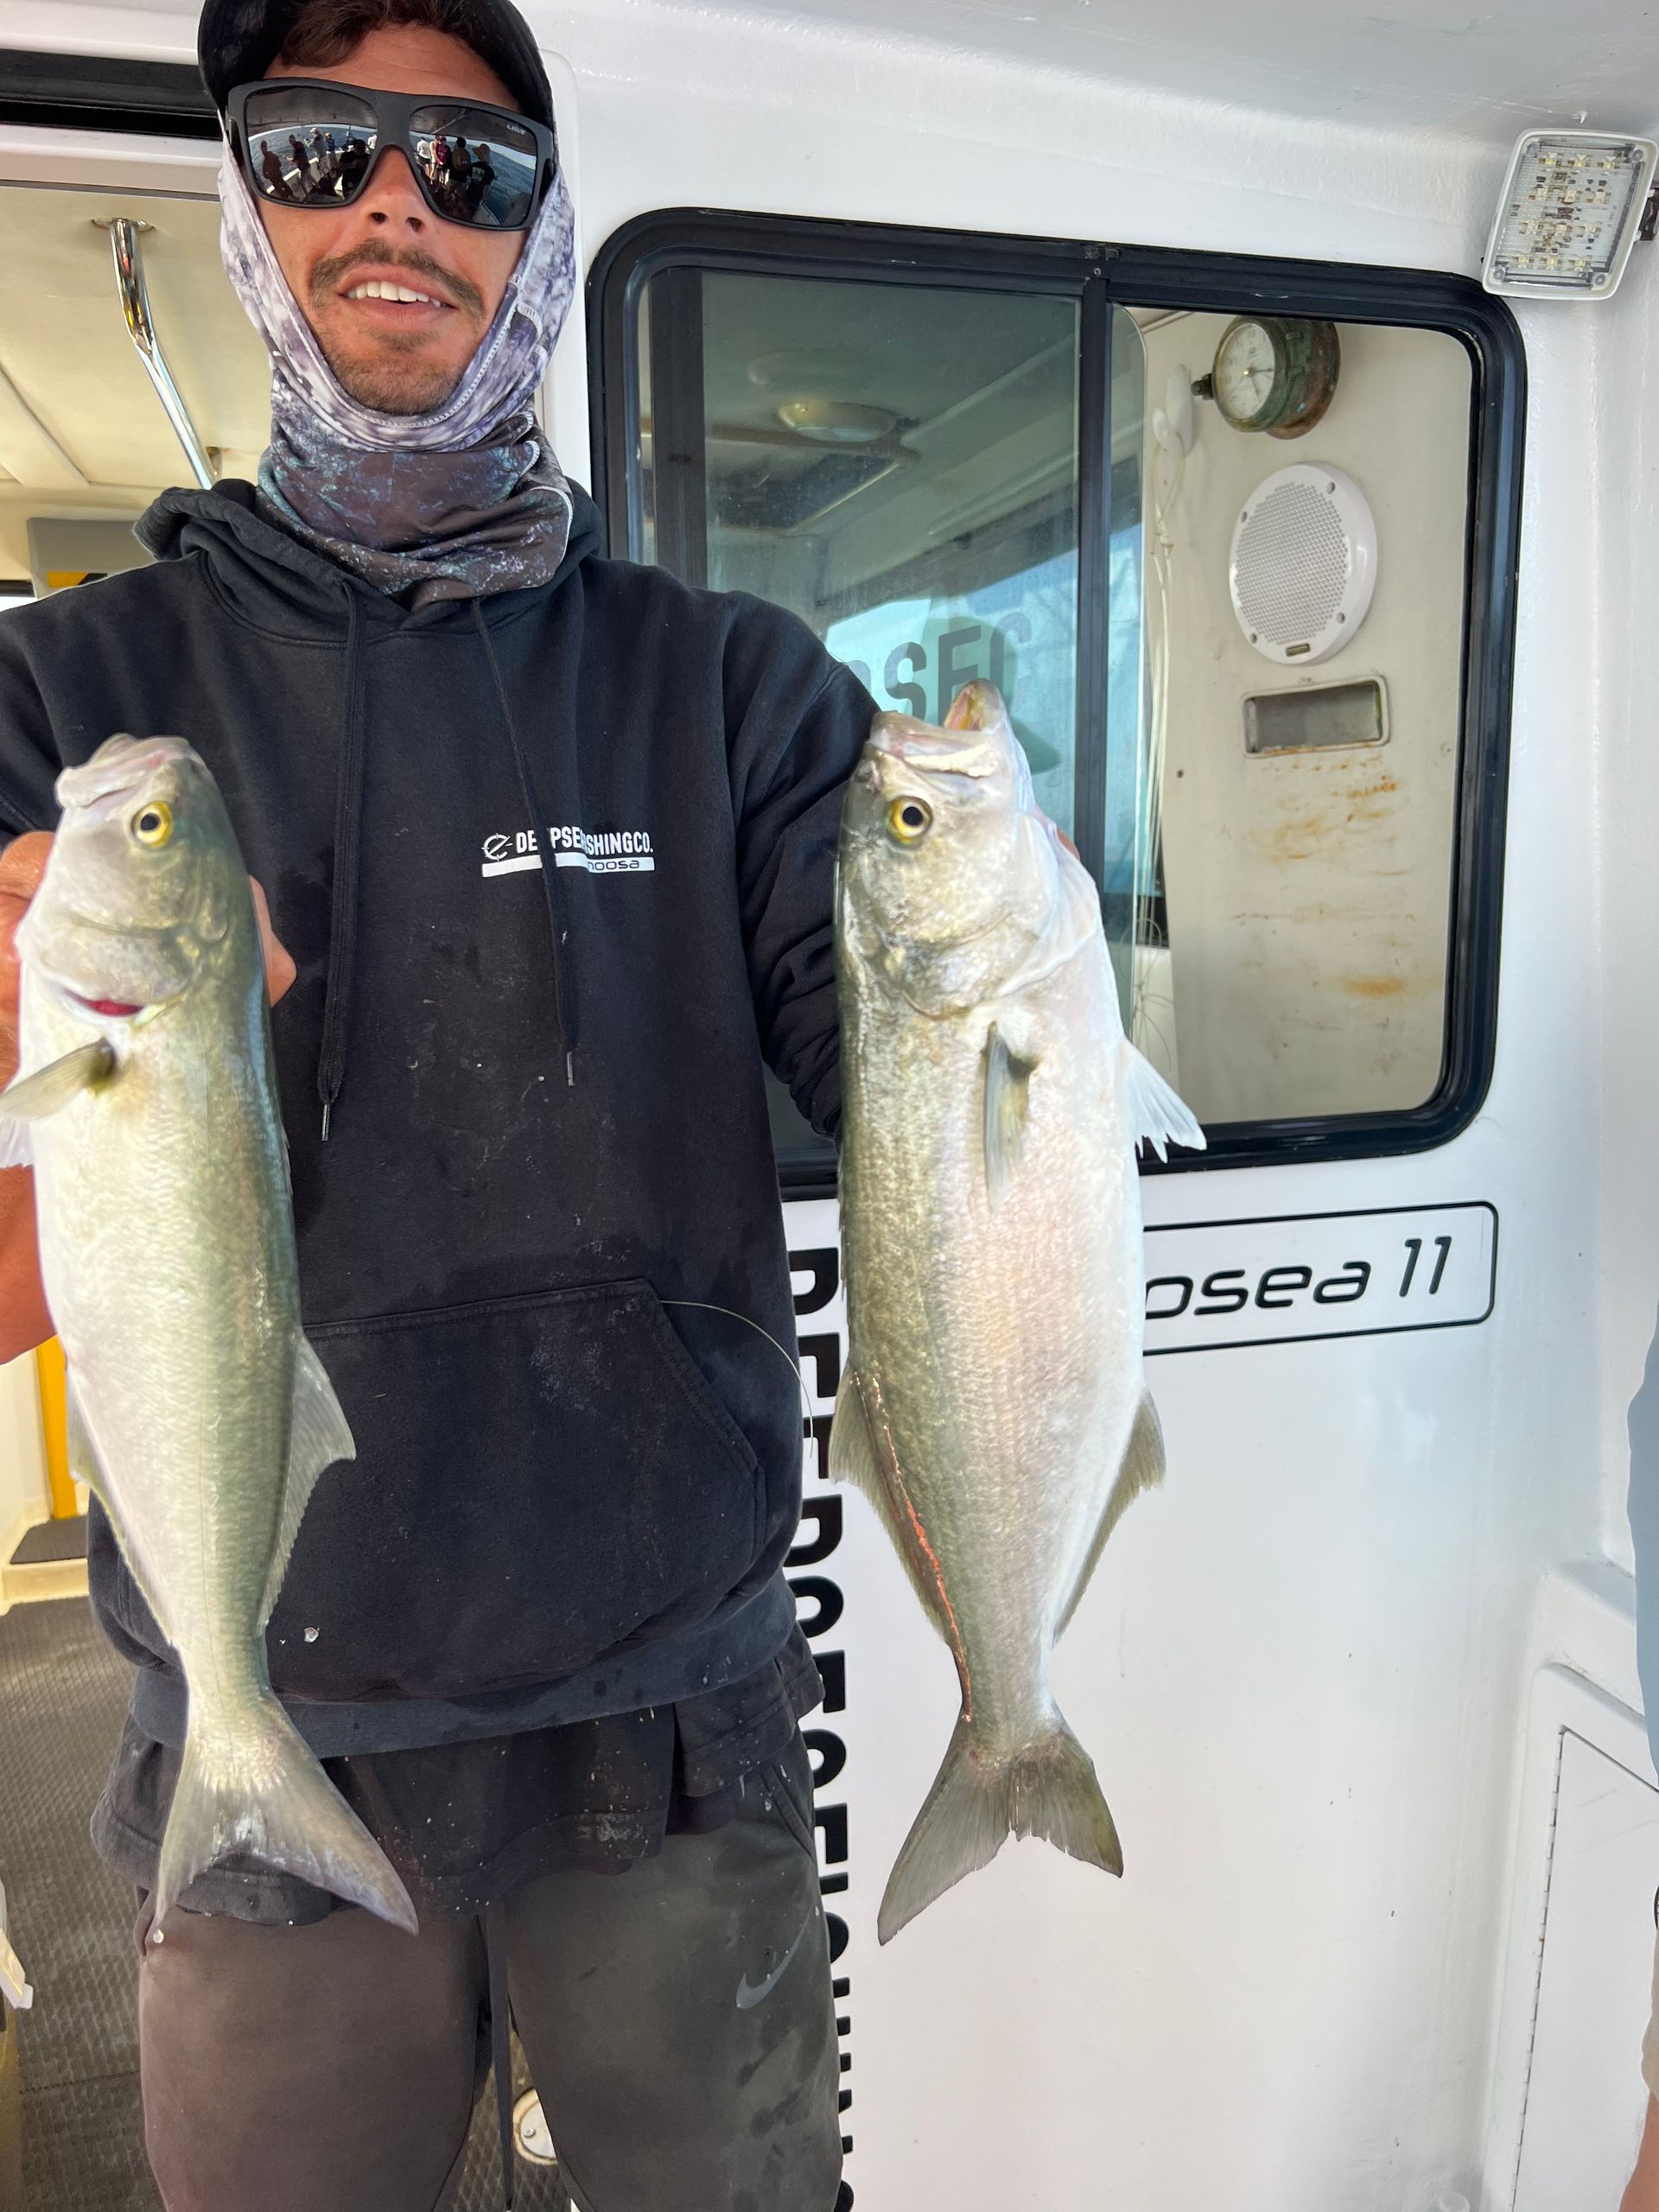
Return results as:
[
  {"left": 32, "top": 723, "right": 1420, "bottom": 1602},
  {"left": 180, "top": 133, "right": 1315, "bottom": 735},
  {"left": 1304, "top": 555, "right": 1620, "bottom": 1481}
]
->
[
  {"left": 1342, "top": 974, "right": 1409, "bottom": 999},
  {"left": 1266, "top": 812, "right": 1332, "bottom": 861}
]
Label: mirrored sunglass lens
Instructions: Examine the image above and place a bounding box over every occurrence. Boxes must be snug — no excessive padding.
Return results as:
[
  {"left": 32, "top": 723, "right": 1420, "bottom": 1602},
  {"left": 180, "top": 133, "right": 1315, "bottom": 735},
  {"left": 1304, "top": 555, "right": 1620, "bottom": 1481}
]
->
[
  {"left": 410, "top": 105, "right": 539, "bottom": 226},
  {"left": 245, "top": 88, "right": 378, "bottom": 207}
]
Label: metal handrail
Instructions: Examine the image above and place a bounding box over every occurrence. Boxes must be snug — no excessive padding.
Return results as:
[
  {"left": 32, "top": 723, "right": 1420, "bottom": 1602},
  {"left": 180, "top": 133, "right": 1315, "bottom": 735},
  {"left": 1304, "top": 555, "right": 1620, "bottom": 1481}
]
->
[{"left": 100, "top": 218, "right": 215, "bottom": 490}]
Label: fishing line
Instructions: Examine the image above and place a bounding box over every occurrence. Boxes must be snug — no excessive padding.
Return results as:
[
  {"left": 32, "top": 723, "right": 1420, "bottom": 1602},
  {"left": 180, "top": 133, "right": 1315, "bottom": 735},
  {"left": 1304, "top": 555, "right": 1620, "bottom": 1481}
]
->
[{"left": 659, "top": 1299, "right": 817, "bottom": 1427}]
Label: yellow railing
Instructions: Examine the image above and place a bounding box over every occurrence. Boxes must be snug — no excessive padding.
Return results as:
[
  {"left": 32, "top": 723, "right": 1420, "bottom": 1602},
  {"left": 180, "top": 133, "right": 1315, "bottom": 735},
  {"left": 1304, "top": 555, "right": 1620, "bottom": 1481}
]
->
[{"left": 33, "top": 1338, "right": 75, "bottom": 1520}]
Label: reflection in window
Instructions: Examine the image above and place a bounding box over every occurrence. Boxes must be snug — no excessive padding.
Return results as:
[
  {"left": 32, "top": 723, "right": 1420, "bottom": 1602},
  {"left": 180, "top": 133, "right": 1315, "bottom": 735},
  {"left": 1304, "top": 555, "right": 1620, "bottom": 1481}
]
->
[
  {"left": 642, "top": 271, "right": 1080, "bottom": 821},
  {"left": 634, "top": 268, "right": 1085, "bottom": 1176}
]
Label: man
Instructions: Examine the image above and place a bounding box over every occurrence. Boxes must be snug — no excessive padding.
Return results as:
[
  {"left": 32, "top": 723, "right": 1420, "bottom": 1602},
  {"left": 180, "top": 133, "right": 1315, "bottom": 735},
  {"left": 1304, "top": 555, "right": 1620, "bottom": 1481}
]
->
[{"left": 0, "top": 2, "right": 870, "bottom": 2207}]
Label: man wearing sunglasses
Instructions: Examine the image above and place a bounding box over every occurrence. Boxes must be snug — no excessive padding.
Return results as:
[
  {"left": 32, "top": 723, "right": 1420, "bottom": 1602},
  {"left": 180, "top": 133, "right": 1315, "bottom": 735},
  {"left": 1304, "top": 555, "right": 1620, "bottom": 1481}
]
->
[{"left": 0, "top": 1, "right": 870, "bottom": 2208}]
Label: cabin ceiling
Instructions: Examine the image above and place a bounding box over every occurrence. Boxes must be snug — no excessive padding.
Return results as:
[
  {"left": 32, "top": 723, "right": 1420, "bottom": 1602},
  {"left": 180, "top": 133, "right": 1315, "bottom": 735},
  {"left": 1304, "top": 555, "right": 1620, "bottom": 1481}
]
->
[
  {"left": 0, "top": 183, "right": 267, "bottom": 581},
  {"left": 735, "top": 0, "right": 1659, "bottom": 144},
  {"left": 23, "top": 0, "right": 1656, "bottom": 145}
]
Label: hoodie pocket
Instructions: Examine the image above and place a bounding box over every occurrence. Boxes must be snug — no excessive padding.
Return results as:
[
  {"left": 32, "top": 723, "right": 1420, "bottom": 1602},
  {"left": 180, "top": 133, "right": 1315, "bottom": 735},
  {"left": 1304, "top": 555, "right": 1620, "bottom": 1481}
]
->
[{"left": 262, "top": 1279, "right": 764, "bottom": 1703}]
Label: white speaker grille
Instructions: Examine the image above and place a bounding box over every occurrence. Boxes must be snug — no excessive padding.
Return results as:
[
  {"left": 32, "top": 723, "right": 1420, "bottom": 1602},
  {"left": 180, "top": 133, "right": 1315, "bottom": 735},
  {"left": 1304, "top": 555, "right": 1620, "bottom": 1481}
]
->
[{"left": 1229, "top": 464, "right": 1377, "bottom": 666}]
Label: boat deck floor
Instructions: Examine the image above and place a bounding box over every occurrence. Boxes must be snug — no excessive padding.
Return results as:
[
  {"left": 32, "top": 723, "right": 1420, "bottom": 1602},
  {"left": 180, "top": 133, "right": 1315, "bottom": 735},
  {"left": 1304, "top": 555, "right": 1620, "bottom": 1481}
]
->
[{"left": 0, "top": 1596, "right": 564, "bottom": 2210}]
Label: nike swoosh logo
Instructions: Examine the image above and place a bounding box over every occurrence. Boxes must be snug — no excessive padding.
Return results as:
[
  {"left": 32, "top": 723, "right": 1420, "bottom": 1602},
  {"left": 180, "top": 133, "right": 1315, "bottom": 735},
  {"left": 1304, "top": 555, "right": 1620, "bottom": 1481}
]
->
[{"left": 734, "top": 1912, "right": 814, "bottom": 2011}]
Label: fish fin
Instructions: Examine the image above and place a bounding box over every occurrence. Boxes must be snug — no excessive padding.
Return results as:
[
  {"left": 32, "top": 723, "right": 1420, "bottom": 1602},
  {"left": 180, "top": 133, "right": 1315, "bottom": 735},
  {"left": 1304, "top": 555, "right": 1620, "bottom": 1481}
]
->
[
  {"left": 878, "top": 1709, "right": 1122, "bottom": 1944},
  {"left": 829, "top": 1366, "right": 951, "bottom": 1639},
  {"left": 0, "top": 1122, "right": 30, "bottom": 1170},
  {"left": 983, "top": 1021, "right": 1036, "bottom": 1205},
  {"left": 1121, "top": 1042, "right": 1205, "bottom": 1161},
  {"left": 153, "top": 1691, "right": 416, "bottom": 1937},
  {"left": 0, "top": 1041, "right": 115, "bottom": 1132},
  {"left": 259, "top": 1336, "right": 355, "bottom": 1628},
  {"left": 67, "top": 1371, "right": 175, "bottom": 1645},
  {"left": 1057, "top": 1391, "right": 1166, "bottom": 1639}
]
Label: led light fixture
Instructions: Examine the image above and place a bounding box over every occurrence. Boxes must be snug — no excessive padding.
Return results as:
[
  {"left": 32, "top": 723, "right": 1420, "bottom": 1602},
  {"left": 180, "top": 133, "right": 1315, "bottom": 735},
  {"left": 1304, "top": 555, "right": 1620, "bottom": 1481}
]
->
[{"left": 1483, "top": 129, "right": 1657, "bottom": 301}]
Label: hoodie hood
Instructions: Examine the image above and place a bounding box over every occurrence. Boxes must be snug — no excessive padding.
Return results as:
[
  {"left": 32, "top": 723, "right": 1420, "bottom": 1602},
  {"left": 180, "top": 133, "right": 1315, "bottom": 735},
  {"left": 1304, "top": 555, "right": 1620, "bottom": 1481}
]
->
[{"left": 136, "top": 475, "right": 605, "bottom": 636}]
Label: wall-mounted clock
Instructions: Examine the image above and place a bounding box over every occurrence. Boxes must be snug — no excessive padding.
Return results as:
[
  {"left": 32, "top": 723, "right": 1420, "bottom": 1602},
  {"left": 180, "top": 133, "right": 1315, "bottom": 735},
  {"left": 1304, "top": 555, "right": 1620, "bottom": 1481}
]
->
[{"left": 1209, "top": 316, "right": 1341, "bottom": 438}]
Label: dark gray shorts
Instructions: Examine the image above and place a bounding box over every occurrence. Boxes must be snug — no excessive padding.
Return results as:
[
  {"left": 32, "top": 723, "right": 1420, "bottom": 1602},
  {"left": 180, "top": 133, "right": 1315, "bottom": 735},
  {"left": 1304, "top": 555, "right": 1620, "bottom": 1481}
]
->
[{"left": 135, "top": 1739, "right": 843, "bottom": 2212}]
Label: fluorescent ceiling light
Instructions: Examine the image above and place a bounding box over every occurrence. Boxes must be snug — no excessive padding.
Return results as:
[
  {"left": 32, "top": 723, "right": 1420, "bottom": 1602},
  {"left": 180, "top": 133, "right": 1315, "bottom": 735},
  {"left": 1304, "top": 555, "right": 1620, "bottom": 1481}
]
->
[{"left": 1484, "top": 129, "right": 1657, "bottom": 301}]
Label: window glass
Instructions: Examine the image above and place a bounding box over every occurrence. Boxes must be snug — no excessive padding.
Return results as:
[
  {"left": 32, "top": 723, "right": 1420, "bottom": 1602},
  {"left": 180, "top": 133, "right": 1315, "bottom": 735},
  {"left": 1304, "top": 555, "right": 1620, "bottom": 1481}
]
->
[
  {"left": 607, "top": 223, "right": 1516, "bottom": 1174},
  {"left": 634, "top": 265, "right": 1084, "bottom": 1177},
  {"left": 643, "top": 269, "right": 1081, "bottom": 820},
  {"left": 1125, "top": 308, "right": 1471, "bottom": 1122}
]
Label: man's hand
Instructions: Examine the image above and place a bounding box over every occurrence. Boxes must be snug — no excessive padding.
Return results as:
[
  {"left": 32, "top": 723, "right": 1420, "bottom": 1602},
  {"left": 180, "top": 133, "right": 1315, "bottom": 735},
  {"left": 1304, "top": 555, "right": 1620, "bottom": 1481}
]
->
[
  {"left": 251, "top": 877, "right": 297, "bottom": 1006},
  {"left": 0, "top": 832, "right": 52, "bottom": 1089},
  {"left": 1, "top": 835, "right": 295, "bottom": 1053},
  {"left": 1624, "top": 2094, "right": 1659, "bottom": 2212},
  {"left": 0, "top": 832, "right": 54, "bottom": 1359}
]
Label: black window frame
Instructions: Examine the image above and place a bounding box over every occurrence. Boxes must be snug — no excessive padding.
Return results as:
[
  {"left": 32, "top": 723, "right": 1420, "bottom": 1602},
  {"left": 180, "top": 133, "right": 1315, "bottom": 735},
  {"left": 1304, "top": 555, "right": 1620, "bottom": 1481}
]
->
[
  {"left": 0, "top": 53, "right": 217, "bottom": 139},
  {"left": 600, "top": 213, "right": 1526, "bottom": 1194}
]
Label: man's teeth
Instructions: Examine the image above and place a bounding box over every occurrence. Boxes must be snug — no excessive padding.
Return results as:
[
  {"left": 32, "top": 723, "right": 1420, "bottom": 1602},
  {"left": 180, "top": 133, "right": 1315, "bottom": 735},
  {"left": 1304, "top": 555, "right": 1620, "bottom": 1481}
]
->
[{"left": 346, "top": 280, "right": 441, "bottom": 304}]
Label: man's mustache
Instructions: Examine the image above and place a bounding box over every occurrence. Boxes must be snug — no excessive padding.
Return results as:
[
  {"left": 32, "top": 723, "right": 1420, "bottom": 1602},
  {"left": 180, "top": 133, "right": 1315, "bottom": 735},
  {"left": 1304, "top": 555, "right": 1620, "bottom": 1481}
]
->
[{"left": 310, "top": 244, "right": 485, "bottom": 323}]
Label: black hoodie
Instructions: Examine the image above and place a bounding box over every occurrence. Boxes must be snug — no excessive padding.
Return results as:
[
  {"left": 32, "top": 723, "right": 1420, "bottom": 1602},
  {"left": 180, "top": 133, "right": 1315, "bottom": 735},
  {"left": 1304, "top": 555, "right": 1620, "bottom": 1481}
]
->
[{"left": 0, "top": 480, "right": 872, "bottom": 1758}]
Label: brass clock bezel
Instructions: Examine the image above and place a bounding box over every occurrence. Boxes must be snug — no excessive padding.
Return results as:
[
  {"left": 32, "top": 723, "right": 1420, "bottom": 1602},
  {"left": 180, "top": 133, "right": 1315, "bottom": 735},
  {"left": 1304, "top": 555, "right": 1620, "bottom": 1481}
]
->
[{"left": 1211, "top": 315, "right": 1341, "bottom": 438}]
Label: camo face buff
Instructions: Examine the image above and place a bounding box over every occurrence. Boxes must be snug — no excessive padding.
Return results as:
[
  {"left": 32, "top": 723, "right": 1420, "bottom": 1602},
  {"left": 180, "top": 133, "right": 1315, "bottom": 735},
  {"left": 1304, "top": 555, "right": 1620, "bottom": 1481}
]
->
[{"left": 218, "top": 140, "right": 576, "bottom": 606}]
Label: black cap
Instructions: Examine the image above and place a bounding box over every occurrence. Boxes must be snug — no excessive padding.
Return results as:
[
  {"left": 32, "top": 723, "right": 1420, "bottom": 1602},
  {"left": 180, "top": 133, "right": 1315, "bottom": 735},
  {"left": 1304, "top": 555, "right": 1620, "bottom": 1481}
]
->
[{"left": 198, "top": 0, "right": 555, "bottom": 127}]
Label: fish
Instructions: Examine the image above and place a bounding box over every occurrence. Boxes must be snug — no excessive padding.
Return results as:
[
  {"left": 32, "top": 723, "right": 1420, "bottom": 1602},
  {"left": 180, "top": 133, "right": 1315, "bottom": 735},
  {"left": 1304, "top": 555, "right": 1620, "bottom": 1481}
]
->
[
  {"left": 0, "top": 734, "right": 416, "bottom": 1936},
  {"left": 830, "top": 681, "right": 1205, "bottom": 1943}
]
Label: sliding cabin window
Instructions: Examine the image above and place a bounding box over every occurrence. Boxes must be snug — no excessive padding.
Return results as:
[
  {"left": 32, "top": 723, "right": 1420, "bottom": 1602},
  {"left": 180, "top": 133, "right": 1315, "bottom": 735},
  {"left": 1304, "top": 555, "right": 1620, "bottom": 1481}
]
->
[{"left": 590, "top": 215, "right": 1524, "bottom": 1194}]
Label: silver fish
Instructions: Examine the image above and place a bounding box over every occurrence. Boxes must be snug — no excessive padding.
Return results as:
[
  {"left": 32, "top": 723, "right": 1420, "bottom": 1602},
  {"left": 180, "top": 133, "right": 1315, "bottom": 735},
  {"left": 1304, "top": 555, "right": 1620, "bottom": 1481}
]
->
[
  {"left": 830, "top": 682, "right": 1204, "bottom": 1943},
  {"left": 0, "top": 735, "right": 415, "bottom": 1935}
]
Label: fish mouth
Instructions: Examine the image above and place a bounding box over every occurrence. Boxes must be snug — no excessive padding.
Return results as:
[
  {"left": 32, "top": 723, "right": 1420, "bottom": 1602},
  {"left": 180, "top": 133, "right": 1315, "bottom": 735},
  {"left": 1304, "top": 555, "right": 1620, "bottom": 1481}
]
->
[
  {"left": 60, "top": 736, "right": 190, "bottom": 816},
  {"left": 35, "top": 968, "right": 156, "bottom": 1024},
  {"left": 863, "top": 722, "right": 1009, "bottom": 801}
]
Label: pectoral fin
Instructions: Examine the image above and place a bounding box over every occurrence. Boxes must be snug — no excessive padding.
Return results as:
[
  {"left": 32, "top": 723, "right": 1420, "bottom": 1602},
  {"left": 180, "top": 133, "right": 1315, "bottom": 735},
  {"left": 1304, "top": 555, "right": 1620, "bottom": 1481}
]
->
[
  {"left": 983, "top": 1022, "right": 1036, "bottom": 1204},
  {"left": 829, "top": 1365, "right": 951, "bottom": 1643},
  {"left": 1122, "top": 1042, "right": 1205, "bottom": 1161},
  {"left": 1056, "top": 1390, "right": 1167, "bottom": 1638},
  {"left": 0, "top": 1041, "right": 116, "bottom": 1154},
  {"left": 259, "top": 1336, "right": 355, "bottom": 1627}
]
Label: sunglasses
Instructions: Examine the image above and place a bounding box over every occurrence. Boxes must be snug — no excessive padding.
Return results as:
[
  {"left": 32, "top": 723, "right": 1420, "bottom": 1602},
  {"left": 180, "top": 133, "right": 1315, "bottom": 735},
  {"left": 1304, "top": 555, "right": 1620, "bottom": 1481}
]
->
[{"left": 227, "top": 79, "right": 557, "bottom": 232}]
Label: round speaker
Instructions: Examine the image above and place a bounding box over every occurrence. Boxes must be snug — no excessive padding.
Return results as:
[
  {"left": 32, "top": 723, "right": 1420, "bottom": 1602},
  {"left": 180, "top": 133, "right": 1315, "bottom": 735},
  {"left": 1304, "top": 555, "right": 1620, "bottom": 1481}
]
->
[{"left": 1229, "top": 463, "right": 1377, "bottom": 665}]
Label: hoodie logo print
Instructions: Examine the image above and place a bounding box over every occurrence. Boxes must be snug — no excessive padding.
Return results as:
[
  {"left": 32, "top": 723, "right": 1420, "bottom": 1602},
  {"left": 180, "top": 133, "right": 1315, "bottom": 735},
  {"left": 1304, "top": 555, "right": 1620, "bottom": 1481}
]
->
[{"left": 481, "top": 826, "right": 656, "bottom": 879}]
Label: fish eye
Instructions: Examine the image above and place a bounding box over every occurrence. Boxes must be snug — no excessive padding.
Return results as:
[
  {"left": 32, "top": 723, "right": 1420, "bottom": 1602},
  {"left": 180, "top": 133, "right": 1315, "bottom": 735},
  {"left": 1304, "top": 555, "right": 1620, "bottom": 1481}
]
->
[
  {"left": 886, "top": 795, "right": 933, "bottom": 845},
  {"left": 131, "top": 801, "right": 173, "bottom": 849}
]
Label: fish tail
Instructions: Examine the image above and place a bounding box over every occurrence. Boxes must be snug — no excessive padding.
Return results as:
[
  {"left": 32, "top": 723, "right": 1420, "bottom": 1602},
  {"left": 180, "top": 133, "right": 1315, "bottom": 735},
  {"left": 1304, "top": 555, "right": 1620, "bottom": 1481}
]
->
[
  {"left": 877, "top": 1709, "right": 1122, "bottom": 1945},
  {"left": 153, "top": 1694, "right": 417, "bottom": 1936}
]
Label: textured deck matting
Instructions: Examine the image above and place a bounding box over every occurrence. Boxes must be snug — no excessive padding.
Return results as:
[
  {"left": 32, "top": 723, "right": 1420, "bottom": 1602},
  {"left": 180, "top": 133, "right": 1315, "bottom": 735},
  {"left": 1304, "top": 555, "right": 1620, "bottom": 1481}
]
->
[
  {"left": 0, "top": 1595, "right": 569, "bottom": 2209},
  {"left": 0, "top": 1595, "right": 156, "bottom": 2210},
  {"left": 10, "top": 1519, "right": 88, "bottom": 1568}
]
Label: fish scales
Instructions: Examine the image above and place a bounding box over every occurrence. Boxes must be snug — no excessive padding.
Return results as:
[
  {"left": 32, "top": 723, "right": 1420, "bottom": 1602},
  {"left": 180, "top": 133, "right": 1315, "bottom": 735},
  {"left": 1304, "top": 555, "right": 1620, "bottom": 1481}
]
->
[
  {"left": 30, "top": 976, "right": 290, "bottom": 1696},
  {"left": 847, "top": 951, "right": 1140, "bottom": 1732},
  {"left": 831, "top": 680, "right": 1204, "bottom": 1942},
  {"left": 1, "top": 734, "right": 415, "bottom": 1935}
]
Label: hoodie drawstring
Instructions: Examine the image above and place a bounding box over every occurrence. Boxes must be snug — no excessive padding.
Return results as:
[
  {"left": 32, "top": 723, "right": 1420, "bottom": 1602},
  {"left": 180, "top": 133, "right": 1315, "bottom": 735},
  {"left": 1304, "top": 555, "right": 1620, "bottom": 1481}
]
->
[
  {"left": 313, "top": 594, "right": 577, "bottom": 1139},
  {"left": 317, "top": 590, "right": 366, "bottom": 1140},
  {"left": 471, "top": 598, "right": 577, "bottom": 1085}
]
